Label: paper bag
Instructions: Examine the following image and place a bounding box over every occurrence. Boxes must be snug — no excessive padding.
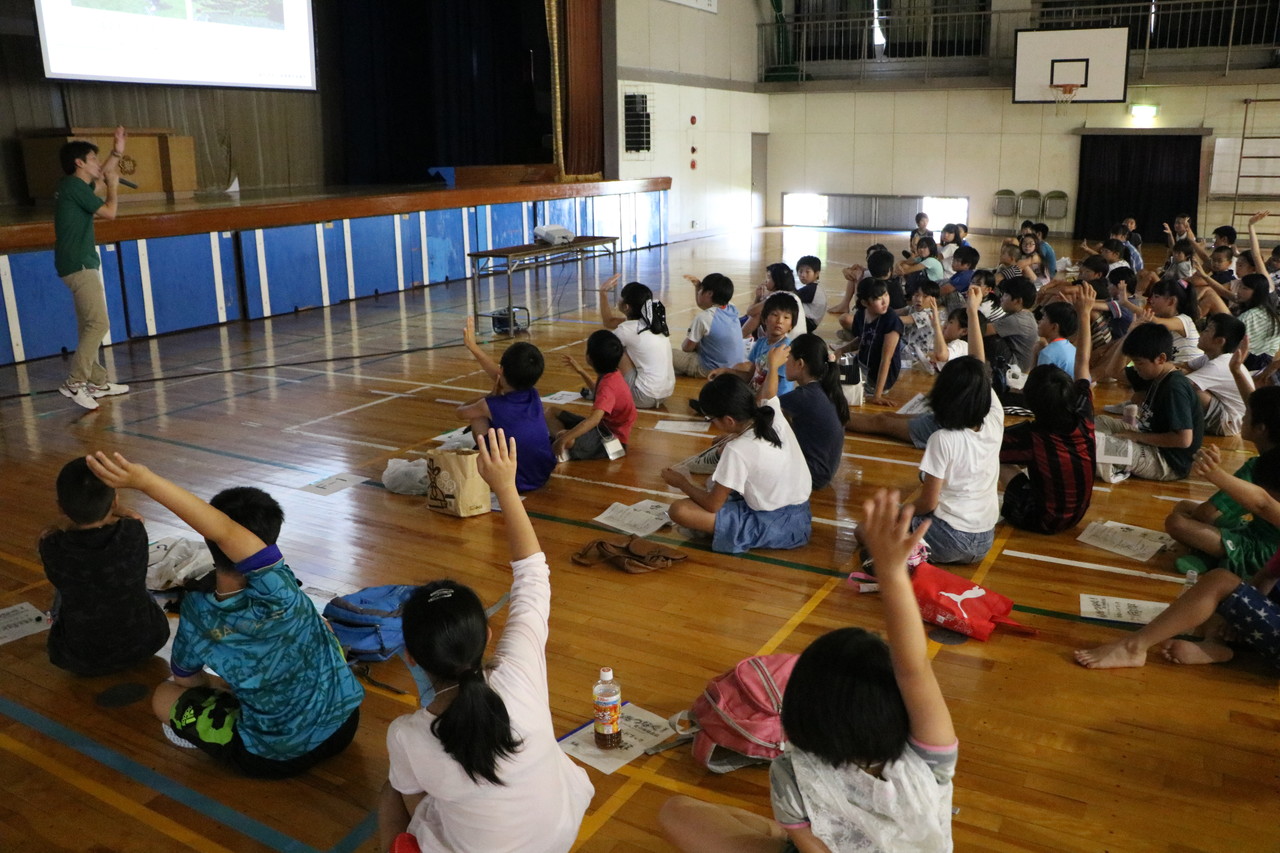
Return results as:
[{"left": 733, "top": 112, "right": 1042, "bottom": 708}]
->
[{"left": 424, "top": 449, "right": 491, "bottom": 517}]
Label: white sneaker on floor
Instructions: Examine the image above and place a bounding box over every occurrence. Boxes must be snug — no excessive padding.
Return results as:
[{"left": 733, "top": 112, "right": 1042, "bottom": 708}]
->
[
  {"left": 88, "top": 382, "right": 130, "bottom": 398},
  {"left": 161, "top": 722, "right": 199, "bottom": 749},
  {"left": 1102, "top": 403, "right": 1127, "bottom": 415},
  {"left": 59, "top": 381, "right": 100, "bottom": 410}
]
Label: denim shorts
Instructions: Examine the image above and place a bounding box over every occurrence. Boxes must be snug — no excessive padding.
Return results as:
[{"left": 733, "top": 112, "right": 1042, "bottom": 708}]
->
[{"left": 911, "top": 513, "right": 994, "bottom": 564}]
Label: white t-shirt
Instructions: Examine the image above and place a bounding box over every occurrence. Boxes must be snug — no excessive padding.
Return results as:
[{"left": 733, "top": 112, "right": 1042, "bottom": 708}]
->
[
  {"left": 919, "top": 390, "right": 1003, "bottom": 533},
  {"left": 387, "top": 554, "right": 594, "bottom": 853},
  {"left": 614, "top": 318, "right": 676, "bottom": 401},
  {"left": 929, "top": 338, "right": 969, "bottom": 370},
  {"left": 1169, "top": 313, "right": 1202, "bottom": 364},
  {"left": 1188, "top": 352, "right": 1245, "bottom": 433},
  {"left": 939, "top": 243, "right": 957, "bottom": 276},
  {"left": 712, "top": 397, "right": 812, "bottom": 510},
  {"left": 685, "top": 306, "right": 715, "bottom": 345}
]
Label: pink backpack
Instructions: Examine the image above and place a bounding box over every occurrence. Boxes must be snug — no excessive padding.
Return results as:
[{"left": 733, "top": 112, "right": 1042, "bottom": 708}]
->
[{"left": 691, "top": 654, "right": 798, "bottom": 773}]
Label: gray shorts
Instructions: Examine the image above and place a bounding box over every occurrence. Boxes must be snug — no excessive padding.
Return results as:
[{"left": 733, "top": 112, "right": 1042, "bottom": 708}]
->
[
  {"left": 625, "top": 368, "right": 665, "bottom": 409},
  {"left": 908, "top": 412, "right": 940, "bottom": 449}
]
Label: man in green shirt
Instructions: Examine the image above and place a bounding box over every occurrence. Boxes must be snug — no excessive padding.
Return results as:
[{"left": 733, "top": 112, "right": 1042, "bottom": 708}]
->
[{"left": 54, "top": 126, "right": 129, "bottom": 410}]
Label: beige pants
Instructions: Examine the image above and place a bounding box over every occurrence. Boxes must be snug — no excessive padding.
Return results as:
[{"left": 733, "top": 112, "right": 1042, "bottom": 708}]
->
[
  {"left": 61, "top": 268, "right": 110, "bottom": 386},
  {"left": 1095, "top": 414, "right": 1180, "bottom": 481},
  {"left": 672, "top": 347, "right": 710, "bottom": 378}
]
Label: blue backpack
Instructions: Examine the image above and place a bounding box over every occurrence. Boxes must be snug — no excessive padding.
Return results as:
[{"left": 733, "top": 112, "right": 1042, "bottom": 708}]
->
[{"left": 322, "top": 585, "right": 417, "bottom": 662}]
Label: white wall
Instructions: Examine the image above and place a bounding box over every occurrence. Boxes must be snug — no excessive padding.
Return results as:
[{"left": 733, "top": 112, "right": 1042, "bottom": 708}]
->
[{"left": 615, "top": 0, "right": 763, "bottom": 83}]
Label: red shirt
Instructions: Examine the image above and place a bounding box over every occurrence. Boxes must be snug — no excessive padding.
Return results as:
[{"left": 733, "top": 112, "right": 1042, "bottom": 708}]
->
[
  {"left": 999, "top": 379, "right": 1096, "bottom": 533},
  {"left": 594, "top": 370, "right": 637, "bottom": 445}
]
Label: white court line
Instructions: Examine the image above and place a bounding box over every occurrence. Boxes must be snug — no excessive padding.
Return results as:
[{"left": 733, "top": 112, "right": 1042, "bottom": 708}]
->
[
  {"left": 191, "top": 367, "right": 305, "bottom": 384},
  {"left": 285, "top": 385, "right": 432, "bottom": 431},
  {"left": 369, "top": 390, "right": 427, "bottom": 398},
  {"left": 842, "top": 452, "right": 918, "bottom": 468},
  {"left": 286, "top": 430, "right": 400, "bottom": 451},
  {"left": 844, "top": 434, "right": 914, "bottom": 448},
  {"left": 434, "top": 398, "right": 464, "bottom": 405},
  {"left": 1002, "top": 549, "right": 1184, "bottom": 584},
  {"left": 1094, "top": 486, "right": 1111, "bottom": 493}
]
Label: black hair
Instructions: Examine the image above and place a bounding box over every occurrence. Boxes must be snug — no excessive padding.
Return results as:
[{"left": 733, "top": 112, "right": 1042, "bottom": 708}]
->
[
  {"left": 1213, "top": 225, "right": 1238, "bottom": 244},
  {"left": 915, "top": 236, "right": 938, "bottom": 258},
  {"left": 1101, "top": 238, "right": 1127, "bottom": 257},
  {"left": 928, "top": 356, "right": 992, "bottom": 430},
  {"left": 939, "top": 224, "right": 959, "bottom": 244},
  {"left": 781, "top": 627, "right": 909, "bottom": 768},
  {"left": 1171, "top": 238, "right": 1197, "bottom": 258},
  {"left": 790, "top": 334, "right": 849, "bottom": 425},
  {"left": 59, "top": 140, "right": 97, "bottom": 175},
  {"left": 952, "top": 245, "right": 980, "bottom": 269},
  {"left": 1251, "top": 446, "right": 1280, "bottom": 492},
  {"left": 698, "top": 375, "right": 782, "bottom": 447},
  {"left": 1109, "top": 222, "right": 1130, "bottom": 239},
  {"left": 796, "top": 255, "right": 821, "bottom": 274},
  {"left": 767, "top": 263, "right": 796, "bottom": 292},
  {"left": 1149, "top": 278, "right": 1199, "bottom": 322},
  {"left": 1033, "top": 223, "right": 1049, "bottom": 240},
  {"left": 946, "top": 307, "right": 969, "bottom": 330},
  {"left": 1248, "top": 386, "right": 1280, "bottom": 445},
  {"left": 499, "top": 342, "right": 545, "bottom": 391},
  {"left": 915, "top": 279, "right": 941, "bottom": 300},
  {"left": 915, "top": 212, "right": 928, "bottom": 225},
  {"left": 999, "top": 276, "right": 1037, "bottom": 310},
  {"left": 971, "top": 269, "right": 996, "bottom": 292},
  {"left": 1236, "top": 273, "right": 1280, "bottom": 339},
  {"left": 206, "top": 487, "right": 284, "bottom": 570},
  {"left": 56, "top": 457, "right": 114, "bottom": 525},
  {"left": 1122, "top": 322, "right": 1175, "bottom": 362},
  {"left": 585, "top": 329, "right": 624, "bottom": 374},
  {"left": 1041, "top": 301, "right": 1078, "bottom": 338},
  {"left": 867, "top": 250, "right": 895, "bottom": 279},
  {"left": 762, "top": 291, "right": 799, "bottom": 330},
  {"left": 857, "top": 278, "right": 889, "bottom": 306},
  {"left": 1108, "top": 266, "right": 1137, "bottom": 296},
  {"left": 1237, "top": 250, "right": 1259, "bottom": 276},
  {"left": 699, "top": 273, "right": 734, "bottom": 306},
  {"left": 403, "top": 580, "right": 521, "bottom": 785},
  {"left": 1128, "top": 228, "right": 1143, "bottom": 248},
  {"left": 1019, "top": 219, "right": 1035, "bottom": 231},
  {"left": 865, "top": 243, "right": 888, "bottom": 258},
  {"left": 619, "top": 281, "right": 669, "bottom": 336},
  {"left": 1023, "top": 364, "right": 1079, "bottom": 434},
  {"left": 956, "top": 223, "right": 968, "bottom": 235},
  {"left": 1210, "top": 244, "right": 1235, "bottom": 262},
  {"left": 1081, "top": 255, "right": 1110, "bottom": 277},
  {"left": 1175, "top": 213, "right": 1193, "bottom": 225},
  {"left": 1205, "top": 312, "right": 1246, "bottom": 353}
]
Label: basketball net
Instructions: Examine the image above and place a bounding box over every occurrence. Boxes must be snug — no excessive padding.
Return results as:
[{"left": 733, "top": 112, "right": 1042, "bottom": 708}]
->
[{"left": 1051, "top": 83, "right": 1079, "bottom": 116}]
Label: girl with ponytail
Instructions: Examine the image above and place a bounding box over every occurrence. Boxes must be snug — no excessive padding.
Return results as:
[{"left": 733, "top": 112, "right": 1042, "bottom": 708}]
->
[
  {"left": 662, "top": 375, "right": 813, "bottom": 554},
  {"left": 379, "top": 430, "right": 593, "bottom": 853},
  {"left": 597, "top": 274, "right": 675, "bottom": 408},
  {"left": 762, "top": 334, "right": 849, "bottom": 490}
]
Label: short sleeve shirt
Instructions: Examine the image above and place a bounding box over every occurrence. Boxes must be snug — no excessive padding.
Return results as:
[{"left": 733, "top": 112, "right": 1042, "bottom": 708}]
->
[
  {"left": 486, "top": 388, "right": 556, "bottom": 492},
  {"left": 748, "top": 336, "right": 796, "bottom": 397},
  {"left": 852, "top": 311, "right": 904, "bottom": 393},
  {"left": 688, "top": 304, "right": 742, "bottom": 371},
  {"left": 593, "top": 369, "right": 637, "bottom": 445},
  {"left": 54, "top": 175, "right": 104, "bottom": 276},
  {"left": 780, "top": 382, "right": 845, "bottom": 490},
  {"left": 1037, "top": 337, "right": 1076, "bottom": 377},
  {"left": 1139, "top": 370, "right": 1204, "bottom": 477},
  {"left": 992, "top": 310, "right": 1038, "bottom": 371}
]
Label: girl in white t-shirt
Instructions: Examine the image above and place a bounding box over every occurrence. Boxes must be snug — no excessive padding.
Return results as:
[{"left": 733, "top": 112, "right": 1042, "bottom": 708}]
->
[
  {"left": 598, "top": 274, "right": 675, "bottom": 407},
  {"left": 663, "top": 375, "right": 812, "bottom": 554},
  {"left": 909, "top": 355, "right": 1004, "bottom": 563},
  {"left": 659, "top": 490, "right": 957, "bottom": 853},
  {"left": 379, "top": 430, "right": 593, "bottom": 853}
]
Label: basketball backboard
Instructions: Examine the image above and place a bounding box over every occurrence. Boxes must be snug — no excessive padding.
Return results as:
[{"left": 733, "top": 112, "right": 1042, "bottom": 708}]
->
[{"left": 1013, "top": 26, "right": 1130, "bottom": 104}]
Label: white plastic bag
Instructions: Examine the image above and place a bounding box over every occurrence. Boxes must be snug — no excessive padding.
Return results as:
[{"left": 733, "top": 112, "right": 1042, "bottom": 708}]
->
[
  {"left": 147, "top": 537, "right": 215, "bottom": 590},
  {"left": 383, "top": 458, "right": 431, "bottom": 495}
]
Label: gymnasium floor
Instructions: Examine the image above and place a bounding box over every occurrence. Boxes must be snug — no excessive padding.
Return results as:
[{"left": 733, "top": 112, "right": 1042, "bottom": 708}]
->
[{"left": 0, "top": 227, "right": 1276, "bottom": 852}]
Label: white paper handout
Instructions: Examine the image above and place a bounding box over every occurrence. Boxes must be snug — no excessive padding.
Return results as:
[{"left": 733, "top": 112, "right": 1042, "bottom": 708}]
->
[
  {"left": 1077, "top": 520, "right": 1174, "bottom": 561},
  {"left": 0, "top": 603, "right": 50, "bottom": 645},
  {"left": 541, "top": 390, "right": 583, "bottom": 404},
  {"left": 1080, "top": 593, "right": 1170, "bottom": 624},
  {"left": 896, "top": 393, "right": 931, "bottom": 416},
  {"left": 593, "top": 500, "right": 672, "bottom": 537},
  {"left": 1095, "top": 431, "right": 1134, "bottom": 465},
  {"left": 300, "top": 473, "right": 367, "bottom": 496},
  {"left": 559, "top": 703, "right": 674, "bottom": 774},
  {"left": 654, "top": 420, "right": 711, "bottom": 434},
  {"left": 433, "top": 427, "right": 478, "bottom": 451}
]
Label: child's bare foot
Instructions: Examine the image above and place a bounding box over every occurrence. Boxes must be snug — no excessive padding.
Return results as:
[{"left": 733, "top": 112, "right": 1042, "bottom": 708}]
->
[
  {"left": 829, "top": 302, "right": 849, "bottom": 315},
  {"left": 1073, "top": 637, "right": 1147, "bottom": 669},
  {"left": 1158, "top": 638, "right": 1234, "bottom": 665}
]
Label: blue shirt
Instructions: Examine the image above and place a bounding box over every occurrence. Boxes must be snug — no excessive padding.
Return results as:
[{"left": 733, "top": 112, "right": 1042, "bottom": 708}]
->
[
  {"left": 171, "top": 546, "right": 364, "bottom": 760},
  {"left": 486, "top": 387, "right": 556, "bottom": 492},
  {"left": 748, "top": 336, "right": 796, "bottom": 397},
  {"left": 1038, "top": 241, "right": 1057, "bottom": 277},
  {"left": 1038, "top": 337, "right": 1077, "bottom": 377},
  {"left": 949, "top": 269, "right": 975, "bottom": 293},
  {"left": 698, "top": 304, "right": 743, "bottom": 372}
]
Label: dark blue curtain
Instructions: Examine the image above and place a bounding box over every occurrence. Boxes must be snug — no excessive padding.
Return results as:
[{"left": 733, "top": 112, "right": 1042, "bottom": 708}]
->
[{"left": 1073, "top": 134, "right": 1202, "bottom": 241}]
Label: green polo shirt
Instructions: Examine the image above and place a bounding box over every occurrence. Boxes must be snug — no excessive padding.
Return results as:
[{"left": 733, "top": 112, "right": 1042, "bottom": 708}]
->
[{"left": 54, "top": 175, "right": 104, "bottom": 276}]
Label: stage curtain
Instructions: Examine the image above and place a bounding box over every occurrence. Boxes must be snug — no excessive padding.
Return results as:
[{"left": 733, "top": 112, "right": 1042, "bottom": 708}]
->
[
  {"left": 1072, "top": 135, "right": 1202, "bottom": 242},
  {"left": 559, "top": 0, "right": 604, "bottom": 179}
]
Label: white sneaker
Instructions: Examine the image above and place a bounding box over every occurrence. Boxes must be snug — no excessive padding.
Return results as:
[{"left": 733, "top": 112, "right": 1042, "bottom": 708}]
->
[
  {"left": 87, "top": 382, "right": 130, "bottom": 398},
  {"left": 1102, "top": 403, "right": 1127, "bottom": 415},
  {"left": 161, "top": 723, "right": 198, "bottom": 749},
  {"left": 59, "top": 381, "right": 100, "bottom": 410}
]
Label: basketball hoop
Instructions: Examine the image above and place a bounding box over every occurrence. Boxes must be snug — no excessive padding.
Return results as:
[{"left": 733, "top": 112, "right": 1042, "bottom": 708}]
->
[{"left": 1051, "top": 83, "right": 1079, "bottom": 115}]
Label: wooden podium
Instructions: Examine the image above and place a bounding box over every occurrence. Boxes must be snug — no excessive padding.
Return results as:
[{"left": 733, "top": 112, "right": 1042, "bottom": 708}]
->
[{"left": 20, "top": 127, "right": 197, "bottom": 204}]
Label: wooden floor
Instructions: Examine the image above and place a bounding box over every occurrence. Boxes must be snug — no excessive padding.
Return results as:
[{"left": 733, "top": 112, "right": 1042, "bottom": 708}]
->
[{"left": 1, "top": 228, "right": 1277, "bottom": 853}]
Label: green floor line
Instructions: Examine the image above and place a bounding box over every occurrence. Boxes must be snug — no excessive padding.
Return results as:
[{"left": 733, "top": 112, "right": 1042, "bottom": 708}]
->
[{"left": 107, "top": 428, "right": 326, "bottom": 475}]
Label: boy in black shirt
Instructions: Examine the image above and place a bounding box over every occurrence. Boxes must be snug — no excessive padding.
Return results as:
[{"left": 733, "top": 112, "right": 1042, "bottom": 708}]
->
[{"left": 40, "top": 457, "right": 169, "bottom": 675}]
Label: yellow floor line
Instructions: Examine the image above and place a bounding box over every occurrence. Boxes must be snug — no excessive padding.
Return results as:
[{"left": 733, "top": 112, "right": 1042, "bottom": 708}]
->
[
  {"left": 572, "top": 754, "right": 668, "bottom": 849},
  {"left": 3, "top": 578, "right": 50, "bottom": 599},
  {"left": 0, "top": 731, "right": 237, "bottom": 853},
  {"left": 0, "top": 549, "right": 45, "bottom": 577},
  {"left": 755, "top": 576, "right": 841, "bottom": 656},
  {"left": 616, "top": 763, "right": 760, "bottom": 811}
]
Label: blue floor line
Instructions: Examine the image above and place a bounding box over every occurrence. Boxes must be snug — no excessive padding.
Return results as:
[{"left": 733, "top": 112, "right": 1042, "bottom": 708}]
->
[
  {"left": 0, "top": 695, "right": 323, "bottom": 853},
  {"left": 327, "top": 811, "right": 378, "bottom": 853}
]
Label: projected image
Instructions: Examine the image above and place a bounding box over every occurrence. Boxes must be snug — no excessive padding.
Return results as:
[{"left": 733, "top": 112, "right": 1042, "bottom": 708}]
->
[
  {"left": 71, "top": 0, "right": 284, "bottom": 29},
  {"left": 71, "top": 0, "right": 185, "bottom": 20}
]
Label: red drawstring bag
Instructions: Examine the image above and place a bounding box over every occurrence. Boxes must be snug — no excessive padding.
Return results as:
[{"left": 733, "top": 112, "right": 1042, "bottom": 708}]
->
[
  {"left": 911, "top": 562, "right": 1037, "bottom": 641},
  {"left": 690, "top": 654, "right": 798, "bottom": 773}
]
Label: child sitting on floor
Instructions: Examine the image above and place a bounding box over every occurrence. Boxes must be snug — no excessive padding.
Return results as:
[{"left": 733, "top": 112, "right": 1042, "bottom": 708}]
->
[
  {"left": 597, "top": 274, "right": 675, "bottom": 408},
  {"left": 377, "top": 430, "right": 593, "bottom": 853},
  {"left": 1076, "top": 444, "right": 1280, "bottom": 672},
  {"left": 710, "top": 292, "right": 798, "bottom": 399},
  {"left": 85, "top": 452, "right": 364, "bottom": 778},
  {"left": 660, "top": 489, "right": 957, "bottom": 852},
  {"left": 845, "top": 278, "right": 904, "bottom": 406},
  {"left": 549, "top": 330, "right": 637, "bottom": 461},
  {"left": 40, "top": 457, "right": 170, "bottom": 676},
  {"left": 1184, "top": 313, "right": 1249, "bottom": 437},
  {"left": 673, "top": 273, "right": 741, "bottom": 378},
  {"left": 1165, "top": 383, "right": 1280, "bottom": 578},
  {"left": 742, "top": 263, "right": 804, "bottom": 339},
  {"left": 795, "top": 255, "right": 826, "bottom": 333},
  {"left": 457, "top": 317, "right": 556, "bottom": 492},
  {"left": 999, "top": 286, "right": 1097, "bottom": 535},
  {"left": 762, "top": 334, "right": 849, "bottom": 491},
  {"left": 899, "top": 279, "right": 941, "bottom": 367},
  {"left": 1034, "top": 301, "right": 1079, "bottom": 378},
  {"left": 926, "top": 301, "right": 970, "bottom": 371},
  {"left": 662, "top": 375, "right": 811, "bottom": 554},
  {"left": 832, "top": 245, "right": 905, "bottom": 315}
]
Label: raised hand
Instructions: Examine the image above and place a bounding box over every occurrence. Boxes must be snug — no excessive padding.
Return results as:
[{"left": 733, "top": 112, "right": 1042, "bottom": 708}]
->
[
  {"left": 859, "top": 489, "right": 929, "bottom": 581},
  {"left": 1230, "top": 333, "right": 1250, "bottom": 372},
  {"left": 113, "top": 125, "right": 126, "bottom": 154},
  {"left": 599, "top": 273, "right": 621, "bottom": 293},
  {"left": 683, "top": 274, "right": 702, "bottom": 287},
  {"left": 475, "top": 428, "right": 518, "bottom": 490},
  {"left": 767, "top": 343, "right": 791, "bottom": 370},
  {"left": 463, "top": 315, "right": 477, "bottom": 348},
  {"left": 1249, "top": 210, "right": 1271, "bottom": 226},
  {"left": 1190, "top": 444, "right": 1223, "bottom": 480},
  {"left": 85, "top": 451, "right": 154, "bottom": 492}
]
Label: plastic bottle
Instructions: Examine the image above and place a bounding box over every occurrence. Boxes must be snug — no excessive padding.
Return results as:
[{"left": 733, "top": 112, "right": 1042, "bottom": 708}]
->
[
  {"left": 1178, "top": 569, "right": 1198, "bottom": 597},
  {"left": 593, "top": 667, "right": 622, "bottom": 749}
]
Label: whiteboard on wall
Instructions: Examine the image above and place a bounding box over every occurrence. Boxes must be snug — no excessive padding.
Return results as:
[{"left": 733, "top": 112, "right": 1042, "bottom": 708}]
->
[
  {"left": 660, "top": 0, "right": 717, "bottom": 10},
  {"left": 1210, "top": 138, "right": 1280, "bottom": 198}
]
